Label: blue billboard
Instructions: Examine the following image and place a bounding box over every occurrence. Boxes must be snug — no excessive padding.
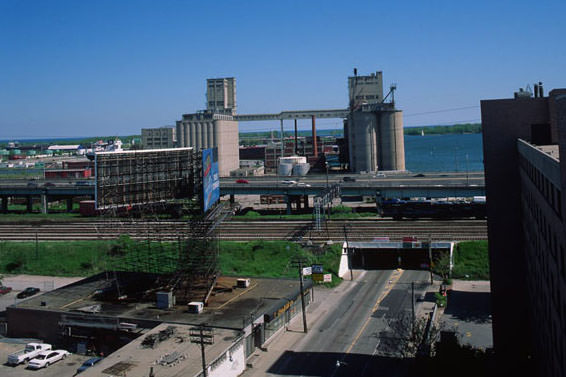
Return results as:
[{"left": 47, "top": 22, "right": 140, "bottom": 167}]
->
[{"left": 202, "top": 148, "right": 220, "bottom": 212}]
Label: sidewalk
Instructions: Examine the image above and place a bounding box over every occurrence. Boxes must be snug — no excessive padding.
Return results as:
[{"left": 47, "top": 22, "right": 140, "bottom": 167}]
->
[{"left": 241, "top": 270, "right": 367, "bottom": 377}]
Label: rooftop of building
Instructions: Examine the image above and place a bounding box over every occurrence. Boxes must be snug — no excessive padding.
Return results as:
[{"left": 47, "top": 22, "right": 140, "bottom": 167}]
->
[
  {"left": 79, "top": 322, "right": 242, "bottom": 377},
  {"left": 11, "top": 272, "right": 311, "bottom": 330},
  {"left": 537, "top": 145, "right": 560, "bottom": 161}
]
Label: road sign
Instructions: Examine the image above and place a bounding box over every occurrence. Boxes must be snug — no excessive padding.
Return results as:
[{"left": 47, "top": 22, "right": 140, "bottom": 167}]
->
[
  {"left": 312, "top": 273, "right": 324, "bottom": 282},
  {"left": 312, "top": 264, "right": 323, "bottom": 274},
  {"left": 323, "top": 274, "right": 332, "bottom": 283},
  {"left": 302, "top": 267, "right": 312, "bottom": 276}
]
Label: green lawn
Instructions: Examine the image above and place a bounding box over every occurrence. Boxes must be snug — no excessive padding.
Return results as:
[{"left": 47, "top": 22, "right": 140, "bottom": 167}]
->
[
  {"left": 451, "top": 241, "right": 489, "bottom": 280},
  {"left": 0, "top": 239, "right": 344, "bottom": 286}
]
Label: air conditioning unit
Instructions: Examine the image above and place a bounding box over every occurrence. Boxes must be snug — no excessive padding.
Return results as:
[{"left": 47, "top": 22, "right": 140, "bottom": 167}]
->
[
  {"left": 237, "top": 278, "right": 250, "bottom": 288},
  {"left": 188, "top": 302, "right": 204, "bottom": 314}
]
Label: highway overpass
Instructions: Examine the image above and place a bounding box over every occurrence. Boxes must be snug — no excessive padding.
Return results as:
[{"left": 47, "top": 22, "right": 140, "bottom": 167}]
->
[{"left": 0, "top": 172, "right": 485, "bottom": 213}]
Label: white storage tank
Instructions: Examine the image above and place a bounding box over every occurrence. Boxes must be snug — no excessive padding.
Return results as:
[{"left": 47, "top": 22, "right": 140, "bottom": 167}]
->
[
  {"left": 292, "top": 163, "right": 310, "bottom": 176},
  {"left": 278, "top": 162, "right": 293, "bottom": 176}
]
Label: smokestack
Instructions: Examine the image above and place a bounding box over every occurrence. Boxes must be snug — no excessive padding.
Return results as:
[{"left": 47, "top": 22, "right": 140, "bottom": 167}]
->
[
  {"left": 312, "top": 116, "right": 318, "bottom": 158},
  {"left": 353, "top": 68, "right": 357, "bottom": 76},
  {"left": 294, "top": 119, "right": 298, "bottom": 155},
  {"left": 534, "top": 84, "right": 539, "bottom": 98},
  {"left": 538, "top": 82, "right": 544, "bottom": 97}
]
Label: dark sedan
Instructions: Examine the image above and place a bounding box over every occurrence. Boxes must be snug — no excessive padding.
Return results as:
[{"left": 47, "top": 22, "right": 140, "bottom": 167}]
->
[
  {"left": 76, "top": 357, "right": 103, "bottom": 374},
  {"left": 16, "top": 287, "right": 40, "bottom": 299}
]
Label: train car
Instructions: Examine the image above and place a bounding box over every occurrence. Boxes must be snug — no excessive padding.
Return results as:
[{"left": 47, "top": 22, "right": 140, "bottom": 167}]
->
[{"left": 379, "top": 198, "right": 486, "bottom": 220}]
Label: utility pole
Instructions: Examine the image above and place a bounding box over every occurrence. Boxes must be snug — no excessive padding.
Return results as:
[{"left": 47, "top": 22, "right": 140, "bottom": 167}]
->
[
  {"left": 190, "top": 325, "right": 214, "bottom": 377},
  {"left": 290, "top": 256, "right": 309, "bottom": 333},
  {"left": 411, "top": 281, "right": 415, "bottom": 332},
  {"left": 428, "top": 235, "right": 433, "bottom": 285},
  {"left": 343, "top": 225, "right": 354, "bottom": 281}
]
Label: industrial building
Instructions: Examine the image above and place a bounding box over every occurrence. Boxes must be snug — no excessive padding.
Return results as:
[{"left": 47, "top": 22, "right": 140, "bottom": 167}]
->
[
  {"left": 481, "top": 86, "right": 566, "bottom": 377},
  {"left": 176, "top": 111, "right": 239, "bottom": 176},
  {"left": 207, "top": 77, "right": 237, "bottom": 115},
  {"left": 143, "top": 71, "right": 405, "bottom": 177},
  {"left": 141, "top": 126, "right": 176, "bottom": 149},
  {"left": 345, "top": 72, "right": 405, "bottom": 173}
]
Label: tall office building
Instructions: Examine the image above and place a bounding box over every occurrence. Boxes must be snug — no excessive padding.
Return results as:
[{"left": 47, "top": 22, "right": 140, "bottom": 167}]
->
[
  {"left": 481, "top": 87, "right": 566, "bottom": 376},
  {"left": 206, "top": 77, "right": 237, "bottom": 115}
]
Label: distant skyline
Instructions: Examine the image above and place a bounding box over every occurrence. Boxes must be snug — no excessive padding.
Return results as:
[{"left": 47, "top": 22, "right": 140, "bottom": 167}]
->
[{"left": 1, "top": 1, "right": 564, "bottom": 139}]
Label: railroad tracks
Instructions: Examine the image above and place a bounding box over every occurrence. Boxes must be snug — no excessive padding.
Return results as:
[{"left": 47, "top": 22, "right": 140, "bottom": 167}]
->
[{"left": 0, "top": 219, "right": 487, "bottom": 242}]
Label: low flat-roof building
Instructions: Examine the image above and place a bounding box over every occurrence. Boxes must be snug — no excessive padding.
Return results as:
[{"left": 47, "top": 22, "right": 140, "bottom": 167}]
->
[
  {"left": 6, "top": 272, "right": 312, "bottom": 360},
  {"left": 80, "top": 323, "right": 245, "bottom": 377}
]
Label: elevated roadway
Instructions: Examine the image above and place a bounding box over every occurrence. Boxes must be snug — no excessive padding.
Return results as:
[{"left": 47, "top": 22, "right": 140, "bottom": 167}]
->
[
  {"left": 221, "top": 171, "right": 485, "bottom": 198},
  {"left": 0, "top": 172, "right": 485, "bottom": 213}
]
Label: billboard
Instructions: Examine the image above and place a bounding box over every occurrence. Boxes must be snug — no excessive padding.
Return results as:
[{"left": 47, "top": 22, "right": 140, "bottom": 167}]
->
[
  {"left": 95, "top": 148, "right": 196, "bottom": 210},
  {"left": 202, "top": 148, "right": 220, "bottom": 212}
]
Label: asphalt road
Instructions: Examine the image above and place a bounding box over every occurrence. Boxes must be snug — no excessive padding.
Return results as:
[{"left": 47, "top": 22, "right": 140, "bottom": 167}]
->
[{"left": 263, "top": 269, "right": 430, "bottom": 377}]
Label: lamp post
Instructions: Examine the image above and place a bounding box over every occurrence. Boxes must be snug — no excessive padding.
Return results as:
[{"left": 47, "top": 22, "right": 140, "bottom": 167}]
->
[{"left": 325, "top": 161, "right": 329, "bottom": 189}]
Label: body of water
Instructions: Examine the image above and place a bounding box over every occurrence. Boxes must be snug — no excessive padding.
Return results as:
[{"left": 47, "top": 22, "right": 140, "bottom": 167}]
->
[{"left": 404, "top": 133, "right": 484, "bottom": 173}]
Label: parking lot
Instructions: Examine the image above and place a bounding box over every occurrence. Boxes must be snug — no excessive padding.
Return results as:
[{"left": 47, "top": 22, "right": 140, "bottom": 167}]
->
[
  {"left": 1, "top": 275, "right": 83, "bottom": 312},
  {"left": 0, "top": 341, "right": 91, "bottom": 377}
]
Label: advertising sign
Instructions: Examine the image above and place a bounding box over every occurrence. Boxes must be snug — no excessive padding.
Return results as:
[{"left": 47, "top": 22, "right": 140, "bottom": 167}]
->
[
  {"left": 302, "top": 267, "right": 312, "bottom": 276},
  {"left": 202, "top": 148, "right": 220, "bottom": 212}
]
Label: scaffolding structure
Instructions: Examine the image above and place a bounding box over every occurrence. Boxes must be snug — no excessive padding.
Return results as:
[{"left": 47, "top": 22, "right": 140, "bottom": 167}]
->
[
  {"left": 94, "top": 148, "right": 230, "bottom": 305},
  {"left": 95, "top": 148, "right": 199, "bottom": 210}
]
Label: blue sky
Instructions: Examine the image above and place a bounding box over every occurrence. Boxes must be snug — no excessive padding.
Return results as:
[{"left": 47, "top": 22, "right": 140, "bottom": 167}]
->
[{"left": 1, "top": 1, "right": 564, "bottom": 138}]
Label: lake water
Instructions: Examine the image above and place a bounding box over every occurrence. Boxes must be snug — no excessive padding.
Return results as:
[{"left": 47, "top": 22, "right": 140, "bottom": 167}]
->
[{"left": 404, "top": 133, "right": 484, "bottom": 173}]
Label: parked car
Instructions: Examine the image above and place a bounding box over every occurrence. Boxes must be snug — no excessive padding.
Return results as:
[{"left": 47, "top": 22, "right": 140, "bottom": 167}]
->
[
  {"left": 343, "top": 176, "right": 356, "bottom": 182},
  {"left": 297, "top": 182, "right": 311, "bottom": 187},
  {"left": 281, "top": 180, "right": 297, "bottom": 185},
  {"left": 26, "top": 181, "right": 38, "bottom": 187},
  {"left": 375, "top": 172, "right": 386, "bottom": 178},
  {"left": 76, "top": 357, "right": 103, "bottom": 374},
  {"left": 235, "top": 179, "right": 249, "bottom": 184},
  {"left": 0, "top": 286, "right": 12, "bottom": 295},
  {"left": 27, "top": 350, "right": 70, "bottom": 369},
  {"left": 43, "top": 182, "right": 55, "bottom": 187},
  {"left": 17, "top": 287, "right": 40, "bottom": 299},
  {"left": 7, "top": 343, "right": 52, "bottom": 365}
]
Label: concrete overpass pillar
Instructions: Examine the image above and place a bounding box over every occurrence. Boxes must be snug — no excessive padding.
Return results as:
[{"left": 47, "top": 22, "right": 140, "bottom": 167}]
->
[
  {"left": 26, "top": 196, "right": 33, "bottom": 213},
  {"left": 66, "top": 198, "right": 74, "bottom": 212},
  {"left": 286, "top": 195, "right": 292, "bottom": 215},
  {"left": 1, "top": 196, "right": 7, "bottom": 213},
  {"left": 303, "top": 195, "right": 309, "bottom": 209},
  {"left": 41, "top": 194, "right": 48, "bottom": 214},
  {"left": 229, "top": 194, "right": 235, "bottom": 204}
]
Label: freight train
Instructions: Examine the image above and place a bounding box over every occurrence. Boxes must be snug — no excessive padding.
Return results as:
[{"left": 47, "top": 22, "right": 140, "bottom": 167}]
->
[{"left": 378, "top": 197, "right": 486, "bottom": 220}]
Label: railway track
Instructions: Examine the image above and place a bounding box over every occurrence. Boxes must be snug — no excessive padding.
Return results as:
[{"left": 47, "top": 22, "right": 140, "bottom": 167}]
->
[{"left": 0, "top": 219, "right": 487, "bottom": 242}]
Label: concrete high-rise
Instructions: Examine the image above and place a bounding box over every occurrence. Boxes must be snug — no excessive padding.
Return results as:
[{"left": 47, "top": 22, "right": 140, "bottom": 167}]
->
[{"left": 481, "top": 86, "right": 566, "bottom": 377}]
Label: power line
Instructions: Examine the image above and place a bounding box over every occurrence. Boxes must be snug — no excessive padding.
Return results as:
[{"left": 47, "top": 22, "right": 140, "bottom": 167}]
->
[{"left": 404, "top": 106, "right": 479, "bottom": 118}]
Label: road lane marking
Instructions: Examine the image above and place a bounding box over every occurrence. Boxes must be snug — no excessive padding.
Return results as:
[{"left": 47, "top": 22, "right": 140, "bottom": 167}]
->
[{"left": 345, "top": 269, "right": 404, "bottom": 354}]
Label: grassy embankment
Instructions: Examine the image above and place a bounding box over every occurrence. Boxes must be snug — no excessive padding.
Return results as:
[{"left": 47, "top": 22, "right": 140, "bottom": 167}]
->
[
  {"left": 0, "top": 238, "right": 344, "bottom": 287},
  {"left": 435, "top": 241, "right": 489, "bottom": 280}
]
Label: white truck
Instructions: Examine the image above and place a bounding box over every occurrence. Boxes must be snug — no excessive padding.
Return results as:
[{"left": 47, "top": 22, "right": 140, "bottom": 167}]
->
[{"left": 7, "top": 343, "right": 52, "bottom": 365}]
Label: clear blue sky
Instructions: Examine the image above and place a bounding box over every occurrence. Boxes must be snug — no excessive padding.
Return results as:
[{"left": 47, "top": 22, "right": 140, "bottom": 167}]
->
[{"left": 1, "top": 0, "right": 564, "bottom": 138}]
